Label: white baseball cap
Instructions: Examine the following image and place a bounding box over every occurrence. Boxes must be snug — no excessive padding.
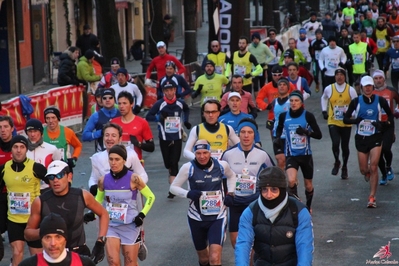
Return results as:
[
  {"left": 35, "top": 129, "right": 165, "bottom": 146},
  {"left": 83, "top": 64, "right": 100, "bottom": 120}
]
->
[
  {"left": 156, "top": 41, "right": 166, "bottom": 48},
  {"left": 228, "top": 92, "right": 242, "bottom": 100},
  {"left": 361, "top": 76, "right": 374, "bottom": 86},
  {"left": 347, "top": 1, "right": 352, "bottom": 6},
  {"left": 46, "top": 160, "right": 69, "bottom": 177}
]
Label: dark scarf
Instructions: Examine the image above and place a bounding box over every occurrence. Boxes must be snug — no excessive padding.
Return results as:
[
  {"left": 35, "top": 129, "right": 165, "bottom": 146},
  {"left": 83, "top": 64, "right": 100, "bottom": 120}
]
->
[
  {"left": 261, "top": 188, "right": 287, "bottom": 209},
  {"left": 27, "top": 137, "right": 44, "bottom": 151},
  {"left": 110, "top": 165, "right": 129, "bottom": 180}
]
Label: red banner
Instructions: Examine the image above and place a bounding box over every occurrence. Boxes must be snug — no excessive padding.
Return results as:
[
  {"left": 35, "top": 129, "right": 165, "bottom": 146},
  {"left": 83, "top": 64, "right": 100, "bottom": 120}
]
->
[{"left": 0, "top": 85, "right": 86, "bottom": 132}]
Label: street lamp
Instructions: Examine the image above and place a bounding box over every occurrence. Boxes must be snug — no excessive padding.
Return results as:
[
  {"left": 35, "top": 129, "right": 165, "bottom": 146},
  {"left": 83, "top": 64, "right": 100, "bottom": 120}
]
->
[{"left": 141, "top": 0, "right": 152, "bottom": 73}]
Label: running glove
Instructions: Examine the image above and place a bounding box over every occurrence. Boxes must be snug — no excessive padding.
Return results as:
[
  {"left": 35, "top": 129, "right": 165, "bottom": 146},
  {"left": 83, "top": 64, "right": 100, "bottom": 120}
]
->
[
  {"left": 187, "top": 190, "right": 202, "bottom": 202},
  {"left": 224, "top": 194, "right": 235, "bottom": 207},
  {"left": 184, "top": 121, "right": 192, "bottom": 129},
  {"left": 83, "top": 212, "right": 96, "bottom": 223},
  {"left": 266, "top": 120, "right": 275, "bottom": 130},
  {"left": 134, "top": 212, "right": 146, "bottom": 227},
  {"left": 133, "top": 105, "right": 141, "bottom": 114},
  {"left": 244, "top": 73, "right": 252, "bottom": 79},
  {"left": 322, "top": 111, "right": 328, "bottom": 120},
  {"left": 67, "top": 157, "right": 77, "bottom": 168},
  {"left": 90, "top": 241, "right": 105, "bottom": 264},
  {"left": 130, "top": 135, "right": 140, "bottom": 147},
  {"left": 295, "top": 126, "right": 309, "bottom": 136}
]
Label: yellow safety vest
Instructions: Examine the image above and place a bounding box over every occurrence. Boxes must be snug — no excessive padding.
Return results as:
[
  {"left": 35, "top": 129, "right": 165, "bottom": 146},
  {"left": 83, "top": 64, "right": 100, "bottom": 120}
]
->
[
  {"left": 328, "top": 83, "right": 352, "bottom": 127},
  {"left": 349, "top": 42, "right": 367, "bottom": 74},
  {"left": 207, "top": 52, "right": 227, "bottom": 74},
  {"left": 233, "top": 51, "right": 252, "bottom": 86},
  {"left": 198, "top": 123, "right": 228, "bottom": 156},
  {"left": 3, "top": 159, "right": 39, "bottom": 223},
  {"left": 375, "top": 28, "right": 390, "bottom": 53}
]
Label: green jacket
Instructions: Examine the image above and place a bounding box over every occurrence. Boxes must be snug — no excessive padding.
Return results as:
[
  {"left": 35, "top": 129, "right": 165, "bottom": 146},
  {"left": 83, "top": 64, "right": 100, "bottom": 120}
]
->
[
  {"left": 279, "top": 49, "right": 307, "bottom": 66},
  {"left": 77, "top": 56, "right": 101, "bottom": 82},
  {"left": 362, "top": 19, "right": 376, "bottom": 37}
]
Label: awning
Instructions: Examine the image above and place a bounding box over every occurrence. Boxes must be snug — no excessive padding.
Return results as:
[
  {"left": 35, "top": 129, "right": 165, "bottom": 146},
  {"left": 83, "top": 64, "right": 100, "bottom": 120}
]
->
[{"left": 115, "top": 0, "right": 128, "bottom": 9}]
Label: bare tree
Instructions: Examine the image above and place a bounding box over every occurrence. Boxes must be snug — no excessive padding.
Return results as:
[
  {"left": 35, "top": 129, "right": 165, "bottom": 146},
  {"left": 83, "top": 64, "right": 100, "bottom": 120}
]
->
[
  {"left": 183, "top": 0, "right": 198, "bottom": 64},
  {"left": 95, "top": 0, "right": 124, "bottom": 67}
]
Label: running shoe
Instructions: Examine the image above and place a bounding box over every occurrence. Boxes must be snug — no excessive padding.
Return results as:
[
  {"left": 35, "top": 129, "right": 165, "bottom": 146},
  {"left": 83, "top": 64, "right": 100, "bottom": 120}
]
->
[
  {"left": 364, "top": 173, "right": 370, "bottom": 182},
  {"left": 315, "top": 83, "right": 320, "bottom": 93},
  {"left": 341, "top": 166, "right": 348, "bottom": 179},
  {"left": 367, "top": 196, "right": 377, "bottom": 208},
  {"left": 379, "top": 175, "right": 388, "bottom": 186},
  {"left": 331, "top": 161, "right": 341, "bottom": 175},
  {"left": 386, "top": 167, "right": 395, "bottom": 181},
  {"left": 167, "top": 192, "right": 175, "bottom": 199}
]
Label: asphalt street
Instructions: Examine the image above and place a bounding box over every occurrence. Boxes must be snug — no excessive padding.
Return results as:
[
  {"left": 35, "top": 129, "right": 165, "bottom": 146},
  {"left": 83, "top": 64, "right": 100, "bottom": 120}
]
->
[{"left": 2, "top": 82, "right": 399, "bottom": 265}]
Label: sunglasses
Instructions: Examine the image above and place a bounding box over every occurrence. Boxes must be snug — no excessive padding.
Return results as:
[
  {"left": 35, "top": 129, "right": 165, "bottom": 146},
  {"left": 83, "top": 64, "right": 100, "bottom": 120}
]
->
[
  {"left": 102, "top": 96, "right": 114, "bottom": 100},
  {"left": 203, "top": 110, "right": 219, "bottom": 115},
  {"left": 211, "top": 45, "right": 219, "bottom": 47},
  {"left": 165, "top": 61, "right": 176, "bottom": 67},
  {"left": 272, "top": 73, "right": 282, "bottom": 76},
  {"left": 47, "top": 171, "right": 66, "bottom": 181},
  {"left": 393, "top": 40, "right": 399, "bottom": 43},
  {"left": 261, "top": 187, "right": 280, "bottom": 193}
]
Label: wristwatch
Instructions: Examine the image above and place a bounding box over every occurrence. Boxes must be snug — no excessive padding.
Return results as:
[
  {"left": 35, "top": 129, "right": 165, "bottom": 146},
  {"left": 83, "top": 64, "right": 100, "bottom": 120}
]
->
[{"left": 97, "top": 236, "right": 107, "bottom": 244}]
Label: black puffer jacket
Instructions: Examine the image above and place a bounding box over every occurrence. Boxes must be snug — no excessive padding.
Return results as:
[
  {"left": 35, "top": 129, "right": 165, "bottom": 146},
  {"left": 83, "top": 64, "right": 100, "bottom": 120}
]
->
[{"left": 57, "top": 51, "right": 80, "bottom": 86}]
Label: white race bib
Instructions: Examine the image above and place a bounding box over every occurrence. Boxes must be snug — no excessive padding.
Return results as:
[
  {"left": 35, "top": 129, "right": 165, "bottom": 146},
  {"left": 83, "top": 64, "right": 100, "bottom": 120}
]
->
[
  {"left": 234, "top": 65, "right": 246, "bottom": 76},
  {"left": 377, "top": 39, "right": 386, "bottom": 48},
  {"left": 290, "top": 131, "right": 307, "bottom": 149},
  {"left": 353, "top": 54, "right": 364, "bottom": 65},
  {"left": 200, "top": 191, "right": 223, "bottom": 215},
  {"left": 106, "top": 202, "right": 128, "bottom": 224},
  {"left": 235, "top": 174, "right": 257, "bottom": 196},
  {"left": 9, "top": 192, "right": 31, "bottom": 215},
  {"left": 333, "top": 105, "right": 348, "bottom": 120},
  {"left": 210, "top": 149, "right": 223, "bottom": 160},
  {"left": 358, "top": 119, "right": 376, "bottom": 136},
  {"left": 164, "top": 116, "right": 181, "bottom": 133},
  {"left": 215, "top": 66, "right": 223, "bottom": 74}
]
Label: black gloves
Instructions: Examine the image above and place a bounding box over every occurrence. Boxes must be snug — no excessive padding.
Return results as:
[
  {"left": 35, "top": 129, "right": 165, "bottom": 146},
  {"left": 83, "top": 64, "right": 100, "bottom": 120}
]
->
[
  {"left": 160, "top": 112, "right": 169, "bottom": 120},
  {"left": 309, "top": 26, "right": 314, "bottom": 31},
  {"left": 90, "top": 241, "right": 105, "bottom": 264},
  {"left": 371, "top": 121, "right": 382, "bottom": 131},
  {"left": 130, "top": 135, "right": 140, "bottom": 148},
  {"left": 224, "top": 194, "right": 235, "bottom": 207},
  {"left": 322, "top": 68, "right": 327, "bottom": 73},
  {"left": 197, "top": 84, "right": 204, "bottom": 93},
  {"left": 296, "top": 126, "right": 309, "bottom": 136},
  {"left": 133, "top": 212, "right": 145, "bottom": 227},
  {"left": 273, "top": 137, "right": 281, "bottom": 148},
  {"left": 133, "top": 105, "right": 141, "bottom": 114},
  {"left": 244, "top": 73, "right": 252, "bottom": 79},
  {"left": 67, "top": 157, "right": 77, "bottom": 169},
  {"left": 191, "top": 85, "right": 203, "bottom": 99},
  {"left": 338, "top": 62, "right": 345, "bottom": 68},
  {"left": 184, "top": 121, "right": 192, "bottom": 129},
  {"left": 266, "top": 120, "right": 275, "bottom": 130},
  {"left": 322, "top": 111, "right": 328, "bottom": 120},
  {"left": 83, "top": 212, "right": 96, "bottom": 223},
  {"left": 385, "top": 35, "right": 391, "bottom": 41},
  {"left": 187, "top": 190, "right": 202, "bottom": 202},
  {"left": 250, "top": 108, "right": 258, "bottom": 119}
]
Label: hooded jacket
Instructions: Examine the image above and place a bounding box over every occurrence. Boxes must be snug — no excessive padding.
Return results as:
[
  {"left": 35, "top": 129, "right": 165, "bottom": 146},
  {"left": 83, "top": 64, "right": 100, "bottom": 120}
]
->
[{"left": 57, "top": 50, "right": 80, "bottom": 86}]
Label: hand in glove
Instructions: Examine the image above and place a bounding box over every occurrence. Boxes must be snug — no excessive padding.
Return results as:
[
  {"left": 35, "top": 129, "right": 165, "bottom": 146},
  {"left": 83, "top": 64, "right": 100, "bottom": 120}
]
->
[
  {"left": 371, "top": 121, "right": 382, "bottom": 131},
  {"left": 83, "top": 212, "right": 96, "bottom": 223},
  {"left": 309, "top": 26, "right": 314, "bottom": 31},
  {"left": 355, "top": 117, "right": 364, "bottom": 124},
  {"left": 295, "top": 126, "right": 309, "bottom": 136},
  {"left": 67, "top": 157, "right": 77, "bottom": 169},
  {"left": 133, "top": 212, "right": 145, "bottom": 227},
  {"left": 244, "top": 73, "right": 252, "bottom": 79},
  {"left": 187, "top": 190, "right": 202, "bottom": 202},
  {"left": 322, "top": 111, "right": 328, "bottom": 120},
  {"left": 144, "top": 78, "right": 153, "bottom": 86},
  {"left": 266, "top": 120, "right": 275, "bottom": 130},
  {"left": 394, "top": 109, "right": 399, "bottom": 119},
  {"left": 224, "top": 194, "right": 235, "bottom": 207},
  {"left": 130, "top": 135, "right": 141, "bottom": 148},
  {"left": 184, "top": 121, "right": 192, "bottom": 129},
  {"left": 90, "top": 240, "right": 105, "bottom": 264},
  {"left": 338, "top": 62, "right": 345, "bottom": 68},
  {"left": 133, "top": 105, "right": 141, "bottom": 114},
  {"left": 322, "top": 68, "right": 327, "bottom": 73},
  {"left": 273, "top": 137, "right": 281, "bottom": 148},
  {"left": 160, "top": 112, "right": 169, "bottom": 120},
  {"left": 250, "top": 108, "right": 258, "bottom": 119},
  {"left": 385, "top": 35, "right": 391, "bottom": 41}
]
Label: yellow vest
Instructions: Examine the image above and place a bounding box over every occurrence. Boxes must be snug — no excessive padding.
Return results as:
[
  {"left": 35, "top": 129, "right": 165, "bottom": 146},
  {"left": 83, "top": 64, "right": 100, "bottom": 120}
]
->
[
  {"left": 198, "top": 123, "right": 228, "bottom": 158},
  {"left": 328, "top": 83, "right": 352, "bottom": 127},
  {"left": 3, "top": 159, "right": 39, "bottom": 223},
  {"left": 233, "top": 51, "right": 252, "bottom": 86},
  {"left": 349, "top": 42, "right": 367, "bottom": 74},
  {"left": 207, "top": 52, "right": 227, "bottom": 74},
  {"left": 375, "top": 28, "right": 390, "bottom": 53}
]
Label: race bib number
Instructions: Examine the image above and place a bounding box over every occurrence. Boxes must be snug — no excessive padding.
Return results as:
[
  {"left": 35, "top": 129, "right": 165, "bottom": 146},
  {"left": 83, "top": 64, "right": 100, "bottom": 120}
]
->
[
  {"left": 106, "top": 202, "right": 128, "bottom": 224},
  {"left": 366, "top": 27, "right": 373, "bottom": 36},
  {"left": 377, "top": 39, "right": 386, "bottom": 48},
  {"left": 215, "top": 66, "right": 223, "bottom": 74},
  {"left": 165, "top": 116, "right": 181, "bottom": 133},
  {"left": 203, "top": 96, "right": 217, "bottom": 103},
  {"left": 269, "top": 46, "right": 278, "bottom": 64},
  {"left": 358, "top": 119, "right": 376, "bottom": 136},
  {"left": 58, "top": 148, "right": 65, "bottom": 160},
  {"left": 327, "top": 60, "right": 338, "bottom": 69},
  {"left": 234, "top": 65, "right": 246, "bottom": 76},
  {"left": 210, "top": 149, "right": 223, "bottom": 160},
  {"left": 315, "top": 51, "right": 320, "bottom": 60},
  {"left": 333, "top": 105, "right": 348, "bottom": 120},
  {"left": 353, "top": 54, "right": 364, "bottom": 65},
  {"left": 200, "top": 191, "right": 223, "bottom": 215},
  {"left": 9, "top": 192, "right": 30, "bottom": 215},
  {"left": 290, "top": 131, "right": 307, "bottom": 149},
  {"left": 392, "top": 58, "right": 399, "bottom": 69},
  {"left": 235, "top": 174, "right": 257, "bottom": 196}
]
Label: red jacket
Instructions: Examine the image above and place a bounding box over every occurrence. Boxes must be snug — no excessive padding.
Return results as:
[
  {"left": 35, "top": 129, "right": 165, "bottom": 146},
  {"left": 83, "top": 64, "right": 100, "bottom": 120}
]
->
[
  {"left": 145, "top": 54, "right": 185, "bottom": 80},
  {"left": 282, "top": 65, "right": 314, "bottom": 87}
]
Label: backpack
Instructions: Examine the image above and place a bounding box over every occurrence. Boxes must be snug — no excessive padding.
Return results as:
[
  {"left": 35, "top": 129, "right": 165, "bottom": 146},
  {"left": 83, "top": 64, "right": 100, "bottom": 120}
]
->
[{"left": 252, "top": 196, "right": 299, "bottom": 228}]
